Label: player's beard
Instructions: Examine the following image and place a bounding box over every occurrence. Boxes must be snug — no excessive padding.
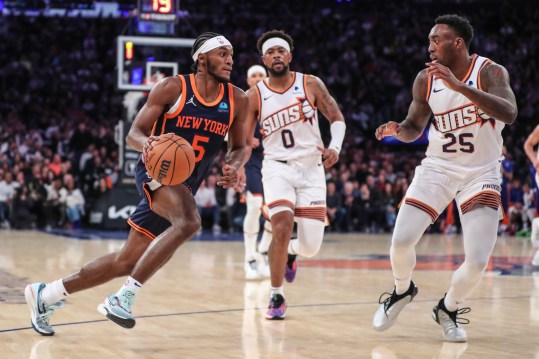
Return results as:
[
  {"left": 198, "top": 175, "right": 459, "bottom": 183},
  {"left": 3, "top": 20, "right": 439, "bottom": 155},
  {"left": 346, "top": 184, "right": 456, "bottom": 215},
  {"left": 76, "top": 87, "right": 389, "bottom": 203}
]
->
[
  {"left": 268, "top": 64, "right": 289, "bottom": 77},
  {"left": 207, "top": 57, "right": 230, "bottom": 83}
]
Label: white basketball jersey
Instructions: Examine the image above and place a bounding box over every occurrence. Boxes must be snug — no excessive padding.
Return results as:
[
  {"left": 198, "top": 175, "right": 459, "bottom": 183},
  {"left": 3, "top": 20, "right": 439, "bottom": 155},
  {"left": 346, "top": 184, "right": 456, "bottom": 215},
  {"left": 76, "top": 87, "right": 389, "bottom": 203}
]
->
[
  {"left": 256, "top": 72, "right": 323, "bottom": 161},
  {"left": 426, "top": 54, "right": 504, "bottom": 167}
]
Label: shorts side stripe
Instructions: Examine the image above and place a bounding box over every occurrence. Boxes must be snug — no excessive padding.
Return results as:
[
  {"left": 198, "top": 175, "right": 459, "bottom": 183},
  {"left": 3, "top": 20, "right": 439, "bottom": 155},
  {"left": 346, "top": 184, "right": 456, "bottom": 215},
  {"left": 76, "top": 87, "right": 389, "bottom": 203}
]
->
[
  {"left": 404, "top": 198, "right": 439, "bottom": 222},
  {"left": 127, "top": 218, "right": 157, "bottom": 240},
  {"left": 460, "top": 190, "right": 501, "bottom": 214}
]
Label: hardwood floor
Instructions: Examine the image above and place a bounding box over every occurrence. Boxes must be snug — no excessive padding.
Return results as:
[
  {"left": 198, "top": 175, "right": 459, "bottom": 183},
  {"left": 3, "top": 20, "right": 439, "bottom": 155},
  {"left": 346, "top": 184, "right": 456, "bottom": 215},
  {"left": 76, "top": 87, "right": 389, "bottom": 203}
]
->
[{"left": 1, "top": 230, "right": 538, "bottom": 358}]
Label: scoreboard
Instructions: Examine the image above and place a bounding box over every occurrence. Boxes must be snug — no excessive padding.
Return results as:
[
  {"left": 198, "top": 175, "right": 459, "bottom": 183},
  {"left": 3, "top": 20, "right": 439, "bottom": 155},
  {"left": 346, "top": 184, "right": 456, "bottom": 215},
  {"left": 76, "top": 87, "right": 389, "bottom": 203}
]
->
[{"left": 137, "top": 0, "right": 178, "bottom": 23}]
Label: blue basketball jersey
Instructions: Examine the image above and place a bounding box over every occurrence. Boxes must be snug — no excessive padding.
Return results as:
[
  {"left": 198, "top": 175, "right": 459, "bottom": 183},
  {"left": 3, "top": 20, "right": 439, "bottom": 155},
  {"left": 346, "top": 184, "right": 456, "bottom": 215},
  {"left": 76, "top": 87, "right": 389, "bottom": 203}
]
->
[{"left": 139, "top": 73, "right": 235, "bottom": 194}]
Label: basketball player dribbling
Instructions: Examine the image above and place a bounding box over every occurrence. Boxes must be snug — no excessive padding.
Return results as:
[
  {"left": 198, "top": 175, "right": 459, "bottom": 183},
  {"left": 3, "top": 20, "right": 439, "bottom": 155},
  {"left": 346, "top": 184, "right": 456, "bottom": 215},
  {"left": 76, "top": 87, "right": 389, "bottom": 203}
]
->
[
  {"left": 244, "top": 30, "right": 346, "bottom": 319},
  {"left": 24, "top": 32, "right": 248, "bottom": 335},
  {"left": 372, "top": 15, "right": 517, "bottom": 342},
  {"left": 241, "top": 65, "right": 273, "bottom": 280},
  {"left": 524, "top": 125, "right": 539, "bottom": 266}
]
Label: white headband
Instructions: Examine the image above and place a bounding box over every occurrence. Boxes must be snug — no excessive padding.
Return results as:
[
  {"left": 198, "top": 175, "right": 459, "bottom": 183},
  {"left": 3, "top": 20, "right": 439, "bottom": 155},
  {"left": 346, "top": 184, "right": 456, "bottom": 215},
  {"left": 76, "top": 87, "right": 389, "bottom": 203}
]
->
[
  {"left": 262, "top": 37, "right": 290, "bottom": 55},
  {"left": 247, "top": 65, "right": 267, "bottom": 78},
  {"left": 192, "top": 36, "right": 232, "bottom": 62}
]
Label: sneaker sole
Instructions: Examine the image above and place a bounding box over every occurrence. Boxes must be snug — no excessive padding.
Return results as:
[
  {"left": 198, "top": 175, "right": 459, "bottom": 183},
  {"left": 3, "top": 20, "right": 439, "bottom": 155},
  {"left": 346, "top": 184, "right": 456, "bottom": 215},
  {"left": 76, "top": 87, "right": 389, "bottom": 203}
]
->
[
  {"left": 24, "top": 285, "right": 54, "bottom": 336},
  {"left": 265, "top": 314, "right": 285, "bottom": 320},
  {"left": 97, "top": 304, "right": 136, "bottom": 329}
]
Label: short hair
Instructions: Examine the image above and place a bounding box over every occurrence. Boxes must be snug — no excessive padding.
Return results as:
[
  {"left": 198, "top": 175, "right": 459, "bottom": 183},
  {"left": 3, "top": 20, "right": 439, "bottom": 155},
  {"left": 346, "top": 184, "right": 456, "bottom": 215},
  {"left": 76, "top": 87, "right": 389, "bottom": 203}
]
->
[
  {"left": 191, "top": 32, "right": 223, "bottom": 71},
  {"left": 435, "top": 14, "right": 474, "bottom": 48},
  {"left": 256, "top": 29, "right": 294, "bottom": 55}
]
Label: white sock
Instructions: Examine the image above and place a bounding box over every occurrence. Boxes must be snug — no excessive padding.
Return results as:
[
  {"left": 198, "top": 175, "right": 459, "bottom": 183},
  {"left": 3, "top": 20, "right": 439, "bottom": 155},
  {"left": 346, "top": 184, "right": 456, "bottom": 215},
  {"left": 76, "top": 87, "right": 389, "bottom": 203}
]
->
[
  {"left": 270, "top": 286, "right": 284, "bottom": 298},
  {"left": 395, "top": 278, "right": 412, "bottom": 295},
  {"left": 288, "top": 238, "right": 299, "bottom": 255},
  {"left": 41, "top": 279, "right": 69, "bottom": 306},
  {"left": 258, "top": 222, "right": 272, "bottom": 253},
  {"left": 244, "top": 232, "right": 258, "bottom": 261},
  {"left": 116, "top": 276, "right": 142, "bottom": 297},
  {"left": 444, "top": 292, "right": 460, "bottom": 312}
]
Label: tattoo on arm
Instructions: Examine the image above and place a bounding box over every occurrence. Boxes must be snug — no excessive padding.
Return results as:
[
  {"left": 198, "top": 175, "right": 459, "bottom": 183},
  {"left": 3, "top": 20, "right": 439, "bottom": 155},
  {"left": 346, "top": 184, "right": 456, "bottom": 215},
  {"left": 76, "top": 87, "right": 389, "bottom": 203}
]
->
[{"left": 309, "top": 76, "right": 343, "bottom": 121}]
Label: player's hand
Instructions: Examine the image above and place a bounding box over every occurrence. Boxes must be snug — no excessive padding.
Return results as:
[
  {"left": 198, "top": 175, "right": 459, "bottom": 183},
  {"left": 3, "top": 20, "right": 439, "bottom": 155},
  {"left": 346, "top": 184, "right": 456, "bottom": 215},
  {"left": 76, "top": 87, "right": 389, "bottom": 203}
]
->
[
  {"left": 252, "top": 138, "right": 261, "bottom": 149},
  {"left": 233, "top": 167, "right": 246, "bottom": 192},
  {"left": 425, "top": 62, "right": 462, "bottom": 92},
  {"left": 375, "top": 122, "right": 400, "bottom": 140},
  {"left": 217, "top": 164, "right": 238, "bottom": 188},
  {"left": 317, "top": 146, "right": 339, "bottom": 168},
  {"left": 141, "top": 135, "right": 158, "bottom": 164}
]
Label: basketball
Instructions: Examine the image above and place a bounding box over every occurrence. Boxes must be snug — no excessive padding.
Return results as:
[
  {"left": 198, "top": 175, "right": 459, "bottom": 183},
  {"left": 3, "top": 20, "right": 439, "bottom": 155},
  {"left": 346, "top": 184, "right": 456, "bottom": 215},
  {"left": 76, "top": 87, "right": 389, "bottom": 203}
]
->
[{"left": 145, "top": 133, "right": 195, "bottom": 186}]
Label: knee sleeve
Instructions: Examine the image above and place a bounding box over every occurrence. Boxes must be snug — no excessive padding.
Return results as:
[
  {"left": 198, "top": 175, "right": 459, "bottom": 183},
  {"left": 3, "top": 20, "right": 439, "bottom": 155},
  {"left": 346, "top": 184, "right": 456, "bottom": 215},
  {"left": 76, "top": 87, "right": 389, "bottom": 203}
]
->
[
  {"left": 292, "top": 218, "right": 325, "bottom": 258},
  {"left": 244, "top": 192, "right": 263, "bottom": 234}
]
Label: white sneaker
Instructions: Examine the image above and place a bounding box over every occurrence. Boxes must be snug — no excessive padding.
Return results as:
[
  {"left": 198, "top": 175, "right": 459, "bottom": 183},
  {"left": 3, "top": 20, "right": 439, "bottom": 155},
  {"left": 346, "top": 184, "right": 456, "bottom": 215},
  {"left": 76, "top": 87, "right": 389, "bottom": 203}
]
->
[
  {"left": 531, "top": 218, "right": 539, "bottom": 248},
  {"left": 373, "top": 281, "right": 418, "bottom": 331},
  {"left": 244, "top": 259, "right": 260, "bottom": 280},
  {"left": 432, "top": 297, "right": 470, "bottom": 342}
]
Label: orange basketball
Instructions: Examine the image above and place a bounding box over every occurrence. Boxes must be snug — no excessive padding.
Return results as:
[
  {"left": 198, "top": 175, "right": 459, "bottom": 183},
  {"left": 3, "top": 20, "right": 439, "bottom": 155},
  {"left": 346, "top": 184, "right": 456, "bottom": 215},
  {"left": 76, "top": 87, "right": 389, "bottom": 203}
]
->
[{"left": 145, "top": 133, "right": 196, "bottom": 186}]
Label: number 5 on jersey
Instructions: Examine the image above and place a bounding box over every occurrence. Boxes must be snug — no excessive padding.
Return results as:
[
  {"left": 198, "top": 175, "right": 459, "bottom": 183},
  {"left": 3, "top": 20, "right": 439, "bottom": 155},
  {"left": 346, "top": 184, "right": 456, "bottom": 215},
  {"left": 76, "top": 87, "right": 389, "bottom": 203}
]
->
[{"left": 192, "top": 135, "right": 209, "bottom": 162}]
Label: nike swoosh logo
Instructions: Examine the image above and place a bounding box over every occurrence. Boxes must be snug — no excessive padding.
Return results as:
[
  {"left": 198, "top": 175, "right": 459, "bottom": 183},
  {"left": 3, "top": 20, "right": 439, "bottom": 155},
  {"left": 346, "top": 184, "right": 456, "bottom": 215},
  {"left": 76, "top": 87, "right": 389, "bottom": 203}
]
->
[
  {"left": 318, "top": 163, "right": 323, "bottom": 166},
  {"left": 433, "top": 88, "right": 444, "bottom": 93},
  {"left": 263, "top": 95, "right": 273, "bottom": 100}
]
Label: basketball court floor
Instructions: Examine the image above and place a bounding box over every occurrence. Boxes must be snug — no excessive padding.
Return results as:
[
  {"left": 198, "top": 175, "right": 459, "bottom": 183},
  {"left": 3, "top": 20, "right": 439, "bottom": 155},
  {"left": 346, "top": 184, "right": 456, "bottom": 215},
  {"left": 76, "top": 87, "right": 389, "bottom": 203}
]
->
[{"left": 1, "top": 230, "right": 538, "bottom": 358}]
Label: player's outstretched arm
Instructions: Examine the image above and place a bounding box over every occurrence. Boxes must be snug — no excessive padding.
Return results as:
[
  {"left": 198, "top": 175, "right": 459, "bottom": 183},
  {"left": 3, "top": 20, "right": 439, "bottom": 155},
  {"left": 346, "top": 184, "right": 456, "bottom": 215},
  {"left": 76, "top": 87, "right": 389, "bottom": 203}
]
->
[
  {"left": 218, "top": 86, "right": 248, "bottom": 188},
  {"left": 375, "top": 70, "right": 432, "bottom": 142},
  {"left": 127, "top": 77, "right": 182, "bottom": 161},
  {"left": 306, "top": 75, "right": 346, "bottom": 168},
  {"left": 524, "top": 125, "right": 539, "bottom": 171}
]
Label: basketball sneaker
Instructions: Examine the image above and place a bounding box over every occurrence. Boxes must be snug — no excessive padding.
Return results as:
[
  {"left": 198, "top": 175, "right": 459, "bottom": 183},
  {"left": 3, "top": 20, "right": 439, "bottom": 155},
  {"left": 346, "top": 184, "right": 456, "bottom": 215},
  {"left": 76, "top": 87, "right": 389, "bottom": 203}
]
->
[
  {"left": 244, "top": 258, "right": 260, "bottom": 280},
  {"left": 284, "top": 254, "right": 297, "bottom": 283},
  {"left": 372, "top": 281, "right": 418, "bottom": 331},
  {"left": 432, "top": 296, "right": 470, "bottom": 342},
  {"left": 24, "top": 283, "right": 64, "bottom": 336},
  {"left": 97, "top": 291, "right": 136, "bottom": 329},
  {"left": 265, "top": 294, "right": 287, "bottom": 320}
]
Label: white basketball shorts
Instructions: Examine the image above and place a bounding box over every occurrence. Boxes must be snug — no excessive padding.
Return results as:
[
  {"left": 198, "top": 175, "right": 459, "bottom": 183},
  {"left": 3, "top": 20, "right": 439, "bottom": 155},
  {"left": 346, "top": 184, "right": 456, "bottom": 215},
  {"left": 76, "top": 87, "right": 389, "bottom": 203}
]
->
[
  {"left": 261, "top": 155, "right": 326, "bottom": 222},
  {"left": 403, "top": 157, "right": 503, "bottom": 222}
]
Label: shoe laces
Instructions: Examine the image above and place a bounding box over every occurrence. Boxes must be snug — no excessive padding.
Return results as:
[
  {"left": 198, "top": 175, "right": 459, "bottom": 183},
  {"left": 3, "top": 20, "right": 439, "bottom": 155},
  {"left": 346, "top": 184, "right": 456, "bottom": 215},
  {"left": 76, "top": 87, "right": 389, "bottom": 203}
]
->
[
  {"left": 269, "top": 294, "right": 284, "bottom": 309},
  {"left": 39, "top": 301, "right": 64, "bottom": 325},
  {"left": 378, "top": 291, "right": 398, "bottom": 314},
  {"left": 117, "top": 291, "right": 135, "bottom": 311},
  {"left": 447, "top": 307, "right": 471, "bottom": 326}
]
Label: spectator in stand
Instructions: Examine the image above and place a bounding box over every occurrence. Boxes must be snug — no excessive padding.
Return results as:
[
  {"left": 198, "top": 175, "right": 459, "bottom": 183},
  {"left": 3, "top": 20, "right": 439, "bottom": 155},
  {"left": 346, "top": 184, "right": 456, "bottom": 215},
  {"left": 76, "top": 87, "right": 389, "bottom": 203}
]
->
[
  {"left": 195, "top": 175, "right": 221, "bottom": 232},
  {"left": 44, "top": 176, "right": 65, "bottom": 229},
  {"left": 327, "top": 181, "right": 345, "bottom": 232},
  {"left": 61, "top": 174, "right": 85, "bottom": 229},
  {"left": 48, "top": 154, "right": 63, "bottom": 177},
  {"left": 508, "top": 178, "right": 524, "bottom": 235},
  {"left": 11, "top": 186, "right": 36, "bottom": 229},
  {"left": 0, "top": 172, "right": 20, "bottom": 229}
]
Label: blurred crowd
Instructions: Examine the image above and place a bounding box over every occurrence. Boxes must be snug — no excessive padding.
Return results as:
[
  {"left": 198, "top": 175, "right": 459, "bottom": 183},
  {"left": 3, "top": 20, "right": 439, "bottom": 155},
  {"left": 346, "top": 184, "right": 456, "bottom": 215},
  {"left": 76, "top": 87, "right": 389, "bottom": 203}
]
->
[{"left": 0, "top": 0, "right": 537, "bottom": 233}]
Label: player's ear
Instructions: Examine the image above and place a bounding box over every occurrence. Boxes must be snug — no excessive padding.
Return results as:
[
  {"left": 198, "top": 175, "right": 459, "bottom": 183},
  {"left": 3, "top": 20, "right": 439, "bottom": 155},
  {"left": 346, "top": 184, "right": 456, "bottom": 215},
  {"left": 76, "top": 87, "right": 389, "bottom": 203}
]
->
[
  {"left": 455, "top": 37, "right": 465, "bottom": 50},
  {"left": 198, "top": 53, "right": 206, "bottom": 67}
]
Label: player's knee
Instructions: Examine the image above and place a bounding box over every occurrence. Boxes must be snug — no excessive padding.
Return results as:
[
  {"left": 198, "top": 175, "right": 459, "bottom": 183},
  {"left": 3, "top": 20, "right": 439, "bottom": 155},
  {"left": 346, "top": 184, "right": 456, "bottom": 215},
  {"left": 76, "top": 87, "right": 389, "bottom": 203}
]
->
[
  {"left": 465, "top": 258, "right": 489, "bottom": 274},
  {"left": 299, "top": 240, "right": 323, "bottom": 258},
  {"left": 173, "top": 214, "right": 201, "bottom": 238},
  {"left": 391, "top": 233, "right": 418, "bottom": 249},
  {"left": 271, "top": 219, "right": 294, "bottom": 241}
]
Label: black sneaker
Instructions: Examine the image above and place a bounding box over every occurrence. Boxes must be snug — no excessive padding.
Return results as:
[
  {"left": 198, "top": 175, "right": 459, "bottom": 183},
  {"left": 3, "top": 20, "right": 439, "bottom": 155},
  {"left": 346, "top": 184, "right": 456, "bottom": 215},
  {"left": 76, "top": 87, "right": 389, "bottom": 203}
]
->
[
  {"left": 432, "top": 296, "right": 470, "bottom": 342},
  {"left": 372, "top": 281, "right": 418, "bottom": 331}
]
